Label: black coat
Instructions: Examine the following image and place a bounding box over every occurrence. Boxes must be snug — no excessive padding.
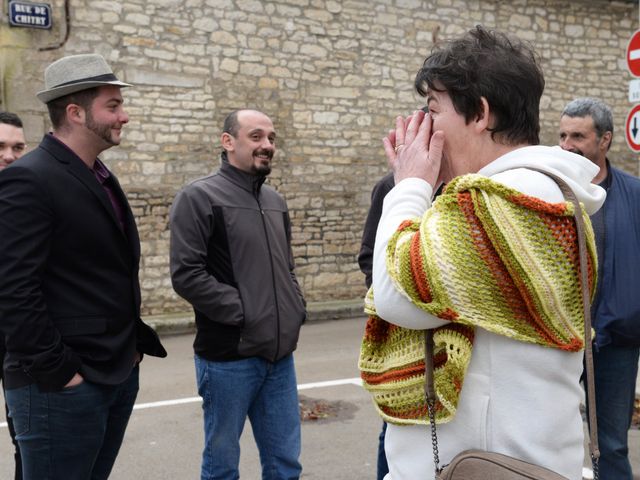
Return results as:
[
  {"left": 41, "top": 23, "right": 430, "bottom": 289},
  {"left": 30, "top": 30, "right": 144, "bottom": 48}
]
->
[
  {"left": 0, "top": 134, "right": 166, "bottom": 392},
  {"left": 357, "top": 173, "right": 443, "bottom": 288},
  {"left": 357, "top": 172, "right": 395, "bottom": 289}
]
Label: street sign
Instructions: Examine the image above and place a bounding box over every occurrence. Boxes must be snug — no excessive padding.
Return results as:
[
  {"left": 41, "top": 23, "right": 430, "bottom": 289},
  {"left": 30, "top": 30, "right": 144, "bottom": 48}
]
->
[
  {"left": 8, "top": 1, "right": 51, "bottom": 29},
  {"left": 630, "top": 79, "right": 640, "bottom": 102},
  {"left": 627, "top": 30, "right": 640, "bottom": 77},
  {"left": 625, "top": 104, "right": 640, "bottom": 152}
]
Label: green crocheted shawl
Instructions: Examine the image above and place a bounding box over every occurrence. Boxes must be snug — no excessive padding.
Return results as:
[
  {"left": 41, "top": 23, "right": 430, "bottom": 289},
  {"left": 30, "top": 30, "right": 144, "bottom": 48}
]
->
[{"left": 359, "top": 174, "right": 597, "bottom": 425}]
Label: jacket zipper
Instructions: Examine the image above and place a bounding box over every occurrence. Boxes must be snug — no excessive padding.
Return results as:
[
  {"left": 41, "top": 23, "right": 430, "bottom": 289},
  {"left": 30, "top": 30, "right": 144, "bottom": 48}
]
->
[{"left": 256, "top": 194, "right": 281, "bottom": 362}]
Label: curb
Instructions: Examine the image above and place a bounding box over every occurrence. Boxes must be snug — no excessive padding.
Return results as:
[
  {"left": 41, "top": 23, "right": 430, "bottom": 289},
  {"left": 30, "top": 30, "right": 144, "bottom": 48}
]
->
[{"left": 144, "top": 298, "right": 365, "bottom": 337}]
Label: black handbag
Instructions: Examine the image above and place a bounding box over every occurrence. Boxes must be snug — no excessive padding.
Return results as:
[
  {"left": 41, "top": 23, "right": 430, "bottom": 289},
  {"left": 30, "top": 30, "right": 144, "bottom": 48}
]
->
[{"left": 424, "top": 171, "right": 600, "bottom": 480}]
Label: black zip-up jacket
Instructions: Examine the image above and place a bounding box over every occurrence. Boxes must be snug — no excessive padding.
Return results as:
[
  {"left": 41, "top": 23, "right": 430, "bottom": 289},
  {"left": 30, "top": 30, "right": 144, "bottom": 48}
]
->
[{"left": 169, "top": 155, "right": 306, "bottom": 362}]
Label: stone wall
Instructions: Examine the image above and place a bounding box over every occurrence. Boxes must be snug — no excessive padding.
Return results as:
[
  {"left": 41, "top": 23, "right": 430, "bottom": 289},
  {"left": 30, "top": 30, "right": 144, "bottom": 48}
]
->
[{"left": 1, "top": 0, "right": 637, "bottom": 315}]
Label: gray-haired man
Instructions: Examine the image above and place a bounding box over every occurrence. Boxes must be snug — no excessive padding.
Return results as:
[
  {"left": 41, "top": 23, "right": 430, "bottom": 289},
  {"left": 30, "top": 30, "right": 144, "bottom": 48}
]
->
[{"left": 560, "top": 97, "right": 640, "bottom": 480}]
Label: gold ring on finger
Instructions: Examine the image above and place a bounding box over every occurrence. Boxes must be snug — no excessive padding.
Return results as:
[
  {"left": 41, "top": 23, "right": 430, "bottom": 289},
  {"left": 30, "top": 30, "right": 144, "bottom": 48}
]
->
[{"left": 394, "top": 144, "right": 404, "bottom": 153}]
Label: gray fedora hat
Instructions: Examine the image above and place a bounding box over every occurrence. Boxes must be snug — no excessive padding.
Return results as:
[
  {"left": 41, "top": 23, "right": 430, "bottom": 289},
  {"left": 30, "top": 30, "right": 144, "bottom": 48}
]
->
[{"left": 37, "top": 54, "right": 132, "bottom": 104}]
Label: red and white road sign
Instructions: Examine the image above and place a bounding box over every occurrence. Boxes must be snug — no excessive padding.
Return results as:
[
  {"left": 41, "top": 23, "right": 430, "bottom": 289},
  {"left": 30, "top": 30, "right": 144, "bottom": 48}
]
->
[
  {"left": 627, "top": 30, "right": 640, "bottom": 77},
  {"left": 625, "top": 104, "right": 640, "bottom": 152}
]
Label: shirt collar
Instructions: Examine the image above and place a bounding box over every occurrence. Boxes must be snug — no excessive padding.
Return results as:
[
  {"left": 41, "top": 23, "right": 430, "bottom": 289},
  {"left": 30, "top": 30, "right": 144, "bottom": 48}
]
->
[
  {"left": 92, "top": 158, "right": 111, "bottom": 184},
  {"left": 46, "top": 133, "right": 108, "bottom": 180},
  {"left": 219, "top": 151, "right": 266, "bottom": 194}
]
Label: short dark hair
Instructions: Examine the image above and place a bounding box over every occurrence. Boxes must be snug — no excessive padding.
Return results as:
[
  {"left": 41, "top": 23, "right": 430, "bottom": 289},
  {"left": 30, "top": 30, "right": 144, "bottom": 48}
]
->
[
  {"left": 222, "top": 109, "right": 270, "bottom": 138},
  {"left": 46, "top": 87, "right": 100, "bottom": 129},
  {"left": 415, "top": 25, "right": 544, "bottom": 146},
  {"left": 561, "top": 98, "right": 613, "bottom": 149},
  {"left": 0, "top": 111, "right": 23, "bottom": 128},
  {"left": 222, "top": 110, "right": 241, "bottom": 137}
]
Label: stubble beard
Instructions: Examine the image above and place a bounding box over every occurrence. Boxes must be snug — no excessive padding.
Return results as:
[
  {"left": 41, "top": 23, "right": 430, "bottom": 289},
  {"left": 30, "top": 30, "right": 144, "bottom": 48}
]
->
[{"left": 86, "top": 111, "right": 120, "bottom": 147}]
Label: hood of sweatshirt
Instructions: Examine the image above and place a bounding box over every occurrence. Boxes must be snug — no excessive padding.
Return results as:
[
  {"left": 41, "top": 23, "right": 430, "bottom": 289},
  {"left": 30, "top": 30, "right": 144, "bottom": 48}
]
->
[{"left": 479, "top": 145, "right": 606, "bottom": 215}]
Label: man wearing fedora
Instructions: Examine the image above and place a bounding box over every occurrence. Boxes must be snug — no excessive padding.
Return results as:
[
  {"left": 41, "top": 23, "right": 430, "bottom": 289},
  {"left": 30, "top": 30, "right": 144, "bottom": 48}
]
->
[{"left": 0, "top": 54, "right": 167, "bottom": 479}]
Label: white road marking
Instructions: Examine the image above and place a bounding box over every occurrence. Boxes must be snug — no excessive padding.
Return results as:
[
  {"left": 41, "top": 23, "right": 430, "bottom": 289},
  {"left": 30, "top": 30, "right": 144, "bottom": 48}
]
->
[
  {"left": 297, "top": 377, "right": 362, "bottom": 390},
  {"left": 0, "top": 377, "right": 364, "bottom": 427},
  {"left": 133, "top": 396, "right": 201, "bottom": 411}
]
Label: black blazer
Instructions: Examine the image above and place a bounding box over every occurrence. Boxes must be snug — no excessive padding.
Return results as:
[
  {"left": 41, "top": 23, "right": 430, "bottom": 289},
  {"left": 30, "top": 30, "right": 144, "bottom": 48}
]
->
[{"left": 0, "top": 135, "right": 166, "bottom": 392}]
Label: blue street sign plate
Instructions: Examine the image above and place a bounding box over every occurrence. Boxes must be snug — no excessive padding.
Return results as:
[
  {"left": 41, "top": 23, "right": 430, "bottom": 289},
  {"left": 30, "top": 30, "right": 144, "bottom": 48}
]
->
[{"left": 9, "top": 1, "right": 52, "bottom": 29}]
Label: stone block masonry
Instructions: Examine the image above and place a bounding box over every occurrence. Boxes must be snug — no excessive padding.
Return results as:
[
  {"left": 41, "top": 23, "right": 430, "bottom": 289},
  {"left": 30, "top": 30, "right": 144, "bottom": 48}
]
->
[{"left": 1, "top": 0, "right": 636, "bottom": 316}]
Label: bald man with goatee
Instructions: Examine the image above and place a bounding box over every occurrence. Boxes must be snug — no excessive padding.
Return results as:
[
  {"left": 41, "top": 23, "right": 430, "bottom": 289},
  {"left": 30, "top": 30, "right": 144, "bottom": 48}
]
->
[{"left": 170, "top": 109, "right": 306, "bottom": 480}]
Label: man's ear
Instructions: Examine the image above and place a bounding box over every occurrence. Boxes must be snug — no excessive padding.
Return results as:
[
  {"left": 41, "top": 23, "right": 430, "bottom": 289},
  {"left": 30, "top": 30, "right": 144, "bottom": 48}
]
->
[
  {"left": 221, "top": 132, "right": 234, "bottom": 151},
  {"left": 474, "top": 97, "right": 491, "bottom": 133},
  {"left": 600, "top": 131, "right": 612, "bottom": 152},
  {"left": 65, "top": 103, "right": 85, "bottom": 127}
]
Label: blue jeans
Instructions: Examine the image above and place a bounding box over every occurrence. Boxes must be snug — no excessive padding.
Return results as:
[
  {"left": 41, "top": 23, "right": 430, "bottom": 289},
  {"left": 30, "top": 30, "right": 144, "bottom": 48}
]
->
[
  {"left": 377, "top": 421, "right": 388, "bottom": 480},
  {"left": 4, "top": 398, "right": 22, "bottom": 479},
  {"left": 3, "top": 385, "right": 22, "bottom": 480},
  {"left": 5, "top": 366, "right": 139, "bottom": 480},
  {"left": 195, "top": 354, "right": 302, "bottom": 480},
  {"left": 586, "top": 344, "right": 639, "bottom": 480}
]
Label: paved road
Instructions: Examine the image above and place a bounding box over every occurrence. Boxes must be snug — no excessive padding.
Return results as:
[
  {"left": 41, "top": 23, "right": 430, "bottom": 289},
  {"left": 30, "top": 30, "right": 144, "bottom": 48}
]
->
[
  {"left": 0, "top": 317, "right": 380, "bottom": 479},
  {"left": 1, "top": 316, "right": 639, "bottom": 479}
]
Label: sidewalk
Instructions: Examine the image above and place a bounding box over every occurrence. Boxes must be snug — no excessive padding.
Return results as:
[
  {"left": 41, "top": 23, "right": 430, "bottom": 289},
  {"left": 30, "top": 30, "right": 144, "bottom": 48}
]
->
[{"left": 144, "top": 298, "right": 365, "bottom": 336}]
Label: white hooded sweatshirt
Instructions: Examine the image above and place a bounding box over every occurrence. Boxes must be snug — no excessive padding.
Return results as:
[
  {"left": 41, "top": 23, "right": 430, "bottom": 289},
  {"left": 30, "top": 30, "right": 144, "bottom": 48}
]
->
[{"left": 372, "top": 146, "right": 606, "bottom": 480}]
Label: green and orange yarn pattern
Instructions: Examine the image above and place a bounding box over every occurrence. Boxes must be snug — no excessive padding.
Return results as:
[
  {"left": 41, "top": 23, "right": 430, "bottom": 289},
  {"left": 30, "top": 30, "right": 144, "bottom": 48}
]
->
[{"left": 359, "top": 174, "right": 597, "bottom": 425}]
